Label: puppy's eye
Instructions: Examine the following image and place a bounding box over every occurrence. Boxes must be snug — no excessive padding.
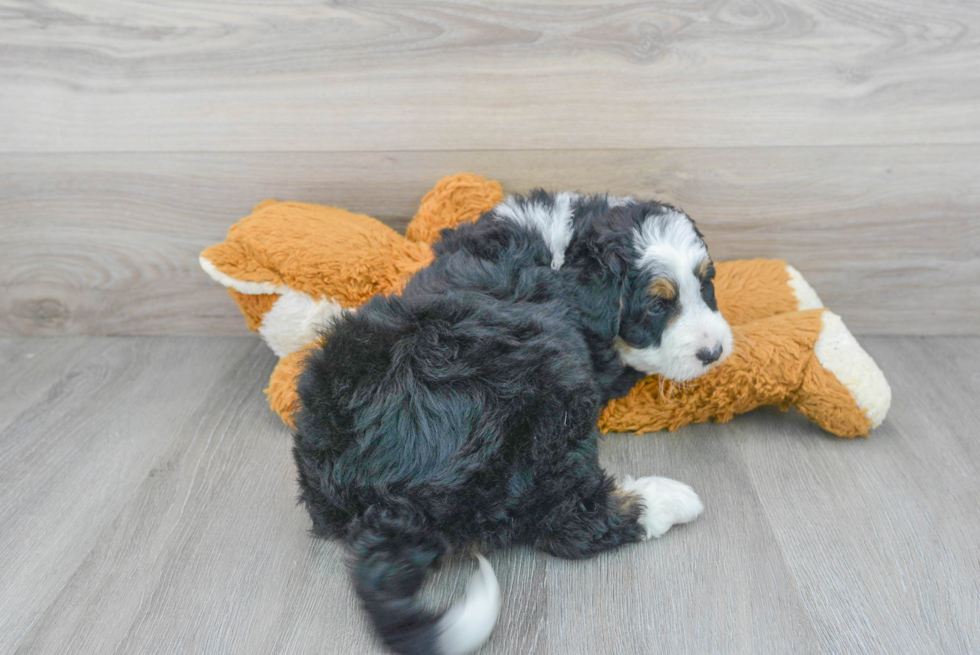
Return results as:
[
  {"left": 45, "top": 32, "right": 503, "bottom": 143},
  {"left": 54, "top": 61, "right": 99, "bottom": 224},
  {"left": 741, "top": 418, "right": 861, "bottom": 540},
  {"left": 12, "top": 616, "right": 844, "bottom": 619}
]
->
[
  {"left": 700, "top": 280, "right": 717, "bottom": 308},
  {"left": 648, "top": 296, "right": 672, "bottom": 313}
]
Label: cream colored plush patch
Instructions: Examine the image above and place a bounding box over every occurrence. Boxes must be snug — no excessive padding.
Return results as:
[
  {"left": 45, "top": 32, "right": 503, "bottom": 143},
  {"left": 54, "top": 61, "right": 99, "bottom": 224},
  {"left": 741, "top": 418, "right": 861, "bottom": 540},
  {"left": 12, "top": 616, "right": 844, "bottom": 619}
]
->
[
  {"left": 813, "top": 311, "right": 891, "bottom": 427},
  {"left": 786, "top": 265, "right": 824, "bottom": 310},
  {"left": 258, "top": 289, "right": 348, "bottom": 358}
]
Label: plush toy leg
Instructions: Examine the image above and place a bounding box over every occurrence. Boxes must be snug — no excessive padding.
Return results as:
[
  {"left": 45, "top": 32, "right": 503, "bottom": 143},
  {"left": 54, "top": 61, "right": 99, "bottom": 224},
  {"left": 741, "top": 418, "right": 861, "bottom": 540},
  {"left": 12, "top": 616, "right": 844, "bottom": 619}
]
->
[
  {"left": 714, "top": 259, "right": 824, "bottom": 326},
  {"left": 598, "top": 309, "right": 890, "bottom": 438},
  {"left": 798, "top": 311, "right": 890, "bottom": 435},
  {"left": 404, "top": 173, "right": 504, "bottom": 245},
  {"left": 266, "top": 341, "right": 322, "bottom": 430},
  {"left": 226, "top": 289, "right": 279, "bottom": 332}
]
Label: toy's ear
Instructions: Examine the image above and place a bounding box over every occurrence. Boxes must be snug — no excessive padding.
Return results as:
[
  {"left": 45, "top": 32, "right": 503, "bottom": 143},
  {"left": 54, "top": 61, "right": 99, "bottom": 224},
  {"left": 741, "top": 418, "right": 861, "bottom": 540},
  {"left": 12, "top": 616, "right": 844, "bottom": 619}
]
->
[
  {"left": 200, "top": 240, "right": 286, "bottom": 295},
  {"left": 406, "top": 173, "right": 504, "bottom": 245},
  {"left": 202, "top": 200, "right": 435, "bottom": 304},
  {"left": 201, "top": 200, "right": 435, "bottom": 357}
]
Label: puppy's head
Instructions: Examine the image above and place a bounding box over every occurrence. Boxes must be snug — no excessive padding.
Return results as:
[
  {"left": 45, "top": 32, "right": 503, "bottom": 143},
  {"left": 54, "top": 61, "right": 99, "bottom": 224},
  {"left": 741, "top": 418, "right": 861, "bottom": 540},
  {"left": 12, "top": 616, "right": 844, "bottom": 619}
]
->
[{"left": 612, "top": 205, "right": 733, "bottom": 382}]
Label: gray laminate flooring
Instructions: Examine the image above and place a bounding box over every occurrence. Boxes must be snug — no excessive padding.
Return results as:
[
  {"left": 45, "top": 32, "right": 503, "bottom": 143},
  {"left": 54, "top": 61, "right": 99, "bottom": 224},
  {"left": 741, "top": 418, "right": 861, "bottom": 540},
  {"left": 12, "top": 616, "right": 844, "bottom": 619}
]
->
[{"left": 1, "top": 336, "right": 977, "bottom": 654}]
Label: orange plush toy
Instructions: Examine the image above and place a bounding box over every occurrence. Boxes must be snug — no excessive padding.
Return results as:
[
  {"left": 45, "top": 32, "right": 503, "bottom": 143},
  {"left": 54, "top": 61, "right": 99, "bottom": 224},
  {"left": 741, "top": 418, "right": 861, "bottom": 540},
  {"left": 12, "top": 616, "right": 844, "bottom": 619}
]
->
[{"left": 200, "top": 174, "right": 890, "bottom": 438}]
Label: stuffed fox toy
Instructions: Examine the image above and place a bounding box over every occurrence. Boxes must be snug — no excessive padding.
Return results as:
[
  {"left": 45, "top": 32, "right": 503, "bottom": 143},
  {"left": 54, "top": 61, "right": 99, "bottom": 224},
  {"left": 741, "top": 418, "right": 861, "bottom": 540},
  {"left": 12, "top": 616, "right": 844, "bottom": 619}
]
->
[{"left": 200, "top": 174, "right": 890, "bottom": 438}]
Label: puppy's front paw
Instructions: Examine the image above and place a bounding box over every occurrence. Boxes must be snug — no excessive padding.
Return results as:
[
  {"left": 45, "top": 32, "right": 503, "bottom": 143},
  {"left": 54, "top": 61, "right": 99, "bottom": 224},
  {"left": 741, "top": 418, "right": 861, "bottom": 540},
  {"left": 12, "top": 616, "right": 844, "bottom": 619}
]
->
[{"left": 621, "top": 475, "right": 704, "bottom": 539}]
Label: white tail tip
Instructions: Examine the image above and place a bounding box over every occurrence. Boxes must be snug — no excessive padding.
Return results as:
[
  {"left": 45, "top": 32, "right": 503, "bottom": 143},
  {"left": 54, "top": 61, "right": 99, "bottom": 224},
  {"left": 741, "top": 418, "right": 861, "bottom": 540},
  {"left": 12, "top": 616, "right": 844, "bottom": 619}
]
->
[{"left": 436, "top": 554, "right": 500, "bottom": 655}]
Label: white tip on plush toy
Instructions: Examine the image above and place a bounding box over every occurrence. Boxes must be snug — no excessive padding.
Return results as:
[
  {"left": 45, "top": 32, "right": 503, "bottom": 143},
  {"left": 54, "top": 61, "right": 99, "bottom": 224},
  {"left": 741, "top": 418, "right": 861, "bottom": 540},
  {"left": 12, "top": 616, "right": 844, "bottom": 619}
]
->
[
  {"left": 259, "top": 289, "right": 348, "bottom": 358},
  {"left": 814, "top": 311, "right": 891, "bottom": 428},
  {"left": 785, "top": 265, "right": 824, "bottom": 311},
  {"left": 199, "top": 255, "right": 288, "bottom": 295}
]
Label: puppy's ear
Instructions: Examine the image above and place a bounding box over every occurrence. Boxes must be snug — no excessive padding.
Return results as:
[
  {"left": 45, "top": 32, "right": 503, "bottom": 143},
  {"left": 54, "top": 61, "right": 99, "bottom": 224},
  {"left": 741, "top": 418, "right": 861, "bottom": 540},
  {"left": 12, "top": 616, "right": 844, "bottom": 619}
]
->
[
  {"left": 568, "top": 205, "right": 635, "bottom": 279},
  {"left": 566, "top": 206, "right": 637, "bottom": 342},
  {"left": 583, "top": 207, "right": 636, "bottom": 275}
]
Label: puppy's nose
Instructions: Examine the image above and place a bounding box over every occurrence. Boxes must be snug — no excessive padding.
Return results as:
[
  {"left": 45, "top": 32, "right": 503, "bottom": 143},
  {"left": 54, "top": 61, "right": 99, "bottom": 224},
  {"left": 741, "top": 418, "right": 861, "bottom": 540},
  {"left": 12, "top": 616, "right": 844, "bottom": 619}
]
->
[{"left": 696, "top": 343, "right": 723, "bottom": 366}]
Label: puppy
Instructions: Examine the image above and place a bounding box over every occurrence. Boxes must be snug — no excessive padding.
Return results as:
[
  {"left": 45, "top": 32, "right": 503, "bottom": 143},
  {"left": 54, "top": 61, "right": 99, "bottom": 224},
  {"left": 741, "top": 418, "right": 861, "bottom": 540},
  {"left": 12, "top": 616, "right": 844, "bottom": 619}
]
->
[{"left": 292, "top": 191, "right": 733, "bottom": 655}]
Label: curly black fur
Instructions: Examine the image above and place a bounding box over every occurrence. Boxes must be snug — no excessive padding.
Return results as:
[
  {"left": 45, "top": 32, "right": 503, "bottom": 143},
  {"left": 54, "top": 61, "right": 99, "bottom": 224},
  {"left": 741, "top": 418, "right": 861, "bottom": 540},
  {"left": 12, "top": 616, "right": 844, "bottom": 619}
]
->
[{"left": 292, "top": 193, "right": 712, "bottom": 654}]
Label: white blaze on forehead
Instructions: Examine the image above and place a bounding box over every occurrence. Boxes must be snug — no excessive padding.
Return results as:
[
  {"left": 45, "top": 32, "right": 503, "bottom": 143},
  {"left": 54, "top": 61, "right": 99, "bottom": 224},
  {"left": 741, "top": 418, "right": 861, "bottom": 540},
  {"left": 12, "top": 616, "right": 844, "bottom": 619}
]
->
[
  {"left": 633, "top": 210, "right": 708, "bottom": 280},
  {"left": 493, "top": 192, "right": 579, "bottom": 269},
  {"left": 632, "top": 210, "right": 711, "bottom": 326}
]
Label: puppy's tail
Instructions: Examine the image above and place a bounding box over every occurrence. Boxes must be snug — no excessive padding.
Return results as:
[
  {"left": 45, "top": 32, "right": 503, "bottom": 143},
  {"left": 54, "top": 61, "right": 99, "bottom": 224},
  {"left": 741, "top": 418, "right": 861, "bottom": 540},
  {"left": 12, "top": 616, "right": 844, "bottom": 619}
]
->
[{"left": 351, "top": 507, "right": 500, "bottom": 655}]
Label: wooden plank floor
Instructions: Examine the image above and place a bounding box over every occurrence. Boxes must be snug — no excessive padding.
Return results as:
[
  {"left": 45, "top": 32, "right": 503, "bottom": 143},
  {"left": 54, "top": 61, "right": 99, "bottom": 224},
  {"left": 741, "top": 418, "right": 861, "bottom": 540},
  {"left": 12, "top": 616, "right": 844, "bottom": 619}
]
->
[{"left": 1, "top": 335, "right": 977, "bottom": 654}]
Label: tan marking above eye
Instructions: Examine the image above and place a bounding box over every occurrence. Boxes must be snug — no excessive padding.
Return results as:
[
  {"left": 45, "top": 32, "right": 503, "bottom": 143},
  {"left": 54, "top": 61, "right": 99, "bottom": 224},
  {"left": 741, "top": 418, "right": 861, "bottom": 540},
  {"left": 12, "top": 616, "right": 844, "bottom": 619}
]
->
[
  {"left": 695, "top": 258, "right": 713, "bottom": 280},
  {"left": 649, "top": 277, "right": 678, "bottom": 300}
]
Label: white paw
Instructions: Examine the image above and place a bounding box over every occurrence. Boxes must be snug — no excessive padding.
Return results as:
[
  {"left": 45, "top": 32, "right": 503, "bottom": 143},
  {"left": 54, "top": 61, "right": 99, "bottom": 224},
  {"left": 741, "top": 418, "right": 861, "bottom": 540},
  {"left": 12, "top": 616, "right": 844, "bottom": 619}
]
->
[{"left": 621, "top": 475, "right": 704, "bottom": 539}]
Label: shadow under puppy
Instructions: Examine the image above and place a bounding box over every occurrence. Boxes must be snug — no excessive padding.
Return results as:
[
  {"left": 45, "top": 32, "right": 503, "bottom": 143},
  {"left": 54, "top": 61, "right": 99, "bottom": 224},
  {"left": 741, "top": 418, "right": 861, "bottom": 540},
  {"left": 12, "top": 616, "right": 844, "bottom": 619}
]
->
[{"left": 292, "top": 191, "right": 733, "bottom": 655}]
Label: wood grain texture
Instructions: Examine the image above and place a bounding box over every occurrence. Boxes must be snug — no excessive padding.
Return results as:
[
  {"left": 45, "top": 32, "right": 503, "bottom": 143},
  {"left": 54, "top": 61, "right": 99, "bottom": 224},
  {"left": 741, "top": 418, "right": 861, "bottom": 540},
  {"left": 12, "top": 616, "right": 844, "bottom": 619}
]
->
[
  {"left": 733, "top": 336, "right": 980, "bottom": 654},
  {"left": 2, "top": 335, "right": 979, "bottom": 653},
  {"left": 548, "top": 427, "right": 823, "bottom": 654},
  {"left": 2, "top": 148, "right": 977, "bottom": 337},
  {"left": 0, "top": 338, "right": 91, "bottom": 434},
  {"left": 0, "top": 336, "right": 274, "bottom": 654},
  {"left": 1, "top": 0, "right": 979, "bottom": 152}
]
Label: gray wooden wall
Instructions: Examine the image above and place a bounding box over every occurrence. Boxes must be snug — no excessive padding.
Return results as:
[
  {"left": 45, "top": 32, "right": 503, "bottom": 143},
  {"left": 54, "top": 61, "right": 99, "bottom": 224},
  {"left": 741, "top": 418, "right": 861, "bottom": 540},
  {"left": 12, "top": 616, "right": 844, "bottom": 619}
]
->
[{"left": 2, "top": 1, "right": 978, "bottom": 337}]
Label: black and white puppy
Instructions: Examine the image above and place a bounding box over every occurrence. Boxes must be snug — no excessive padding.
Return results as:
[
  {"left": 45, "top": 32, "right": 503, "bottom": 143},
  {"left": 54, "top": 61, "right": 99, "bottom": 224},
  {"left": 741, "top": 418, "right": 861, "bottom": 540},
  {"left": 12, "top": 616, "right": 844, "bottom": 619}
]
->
[{"left": 292, "top": 191, "right": 733, "bottom": 655}]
